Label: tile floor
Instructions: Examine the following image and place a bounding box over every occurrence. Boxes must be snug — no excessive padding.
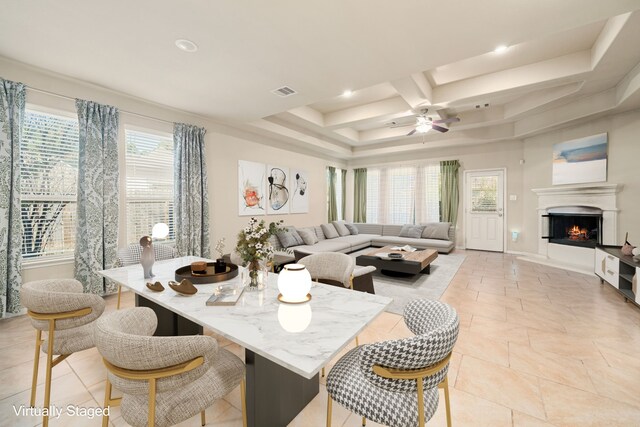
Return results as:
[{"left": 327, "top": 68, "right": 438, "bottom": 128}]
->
[{"left": 2, "top": 250, "right": 640, "bottom": 426}]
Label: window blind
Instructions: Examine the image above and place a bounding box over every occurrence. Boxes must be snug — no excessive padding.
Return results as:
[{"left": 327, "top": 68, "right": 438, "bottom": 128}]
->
[
  {"left": 125, "top": 129, "right": 175, "bottom": 243},
  {"left": 20, "top": 109, "right": 79, "bottom": 258}
]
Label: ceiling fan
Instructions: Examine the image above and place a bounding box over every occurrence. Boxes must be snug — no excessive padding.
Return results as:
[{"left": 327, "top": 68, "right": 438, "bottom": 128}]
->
[{"left": 389, "top": 108, "right": 460, "bottom": 136}]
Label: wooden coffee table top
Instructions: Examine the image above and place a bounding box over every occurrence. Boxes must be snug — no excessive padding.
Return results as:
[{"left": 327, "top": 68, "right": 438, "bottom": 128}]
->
[{"left": 363, "top": 246, "right": 438, "bottom": 270}]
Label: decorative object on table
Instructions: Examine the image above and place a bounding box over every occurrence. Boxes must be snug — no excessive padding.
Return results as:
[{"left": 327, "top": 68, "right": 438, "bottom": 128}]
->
[
  {"left": 552, "top": 133, "right": 608, "bottom": 185},
  {"left": 146, "top": 281, "right": 165, "bottom": 292},
  {"left": 190, "top": 261, "right": 208, "bottom": 274},
  {"left": 621, "top": 232, "right": 635, "bottom": 256},
  {"left": 235, "top": 217, "right": 285, "bottom": 291},
  {"left": 206, "top": 284, "right": 245, "bottom": 306},
  {"left": 390, "top": 244, "right": 417, "bottom": 252},
  {"left": 168, "top": 279, "right": 198, "bottom": 295},
  {"left": 238, "top": 160, "right": 267, "bottom": 216},
  {"left": 277, "top": 264, "right": 312, "bottom": 303},
  {"left": 388, "top": 252, "right": 404, "bottom": 260},
  {"left": 140, "top": 236, "right": 155, "bottom": 279},
  {"left": 267, "top": 165, "right": 290, "bottom": 214},
  {"left": 214, "top": 238, "right": 227, "bottom": 273},
  {"left": 277, "top": 304, "right": 312, "bottom": 332},
  {"left": 175, "top": 262, "right": 239, "bottom": 284}
]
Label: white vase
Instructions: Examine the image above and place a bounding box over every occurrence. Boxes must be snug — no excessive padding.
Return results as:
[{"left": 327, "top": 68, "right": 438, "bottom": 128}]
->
[{"left": 140, "top": 236, "right": 155, "bottom": 279}]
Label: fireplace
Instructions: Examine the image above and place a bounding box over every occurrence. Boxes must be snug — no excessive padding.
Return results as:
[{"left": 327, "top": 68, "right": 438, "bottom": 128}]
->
[{"left": 543, "top": 207, "right": 602, "bottom": 249}]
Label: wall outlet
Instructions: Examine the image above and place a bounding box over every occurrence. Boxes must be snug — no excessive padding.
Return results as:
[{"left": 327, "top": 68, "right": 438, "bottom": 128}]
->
[{"left": 509, "top": 194, "right": 517, "bottom": 201}]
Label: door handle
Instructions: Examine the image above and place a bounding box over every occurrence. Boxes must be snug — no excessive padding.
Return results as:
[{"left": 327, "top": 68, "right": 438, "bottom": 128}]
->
[{"left": 498, "top": 213, "right": 503, "bottom": 217}]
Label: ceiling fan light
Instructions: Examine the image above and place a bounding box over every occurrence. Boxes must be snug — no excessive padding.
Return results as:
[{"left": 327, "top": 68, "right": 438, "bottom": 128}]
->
[{"left": 416, "top": 123, "right": 430, "bottom": 133}]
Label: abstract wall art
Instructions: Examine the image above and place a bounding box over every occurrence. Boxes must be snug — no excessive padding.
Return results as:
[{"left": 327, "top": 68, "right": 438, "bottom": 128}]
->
[
  {"left": 267, "top": 165, "right": 290, "bottom": 214},
  {"left": 290, "top": 168, "right": 309, "bottom": 213},
  {"left": 552, "top": 133, "right": 608, "bottom": 185},
  {"left": 238, "top": 160, "right": 266, "bottom": 216}
]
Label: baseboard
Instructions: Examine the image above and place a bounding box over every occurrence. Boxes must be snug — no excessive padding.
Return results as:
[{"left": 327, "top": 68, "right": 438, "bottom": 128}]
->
[{"left": 516, "top": 255, "right": 595, "bottom": 276}]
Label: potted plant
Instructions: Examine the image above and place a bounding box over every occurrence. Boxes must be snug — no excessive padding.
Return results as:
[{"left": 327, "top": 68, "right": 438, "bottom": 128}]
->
[{"left": 235, "top": 218, "right": 284, "bottom": 290}]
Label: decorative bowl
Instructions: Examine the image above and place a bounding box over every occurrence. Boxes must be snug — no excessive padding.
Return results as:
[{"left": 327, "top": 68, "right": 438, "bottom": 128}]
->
[{"left": 169, "top": 279, "right": 198, "bottom": 296}]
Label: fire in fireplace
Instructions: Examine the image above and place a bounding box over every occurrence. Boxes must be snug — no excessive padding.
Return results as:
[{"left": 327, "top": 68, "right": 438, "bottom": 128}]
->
[{"left": 542, "top": 207, "right": 602, "bottom": 249}]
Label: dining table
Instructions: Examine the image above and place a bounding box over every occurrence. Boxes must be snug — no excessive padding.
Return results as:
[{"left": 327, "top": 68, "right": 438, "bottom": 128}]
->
[{"left": 99, "top": 256, "right": 392, "bottom": 427}]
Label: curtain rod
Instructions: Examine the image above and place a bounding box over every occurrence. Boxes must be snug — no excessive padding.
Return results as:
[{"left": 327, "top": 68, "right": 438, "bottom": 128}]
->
[{"left": 26, "top": 86, "right": 175, "bottom": 126}]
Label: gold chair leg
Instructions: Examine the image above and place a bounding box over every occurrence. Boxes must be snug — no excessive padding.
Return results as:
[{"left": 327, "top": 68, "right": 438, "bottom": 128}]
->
[
  {"left": 322, "top": 367, "right": 325, "bottom": 377},
  {"left": 30, "top": 329, "right": 42, "bottom": 407},
  {"left": 441, "top": 376, "right": 452, "bottom": 427},
  {"left": 416, "top": 378, "right": 425, "bottom": 427},
  {"left": 200, "top": 410, "right": 206, "bottom": 426},
  {"left": 241, "top": 378, "right": 247, "bottom": 427},
  {"left": 326, "top": 395, "right": 333, "bottom": 427},
  {"left": 102, "top": 380, "right": 112, "bottom": 427},
  {"left": 42, "top": 321, "right": 56, "bottom": 427},
  {"left": 148, "top": 378, "right": 156, "bottom": 427},
  {"left": 362, "top": 416, "right": 367, "bottom": 426},
  {"left": 116, "top": 285, "right": 122, "bottom": 309},
  {"left": 355, "top": 336, "right": 360, "bottom": 346}
]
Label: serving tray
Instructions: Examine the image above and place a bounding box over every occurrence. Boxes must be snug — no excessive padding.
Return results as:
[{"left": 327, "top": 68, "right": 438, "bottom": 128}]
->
[{"left": 175, "top": 262, "right": 238, "bottom": 284}]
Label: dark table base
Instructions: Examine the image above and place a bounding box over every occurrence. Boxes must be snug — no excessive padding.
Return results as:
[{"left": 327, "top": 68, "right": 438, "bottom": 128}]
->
[{"left": 135, "top": 295, "right": 319, "bottom": 427}]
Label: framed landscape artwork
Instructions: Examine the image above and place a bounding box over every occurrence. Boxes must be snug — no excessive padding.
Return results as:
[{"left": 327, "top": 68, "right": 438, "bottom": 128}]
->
[
  {"left": 266, "top": 164, "right": 290, "bottom": 215},
  {"left": 552, "top": 133, "right": 608, "bottom": 185},
  {"left": 238, "top": 160, "right": 266, "bottom": 216},
  {"left": 290, "top": 168, "right": 309, "bottom": 213}
]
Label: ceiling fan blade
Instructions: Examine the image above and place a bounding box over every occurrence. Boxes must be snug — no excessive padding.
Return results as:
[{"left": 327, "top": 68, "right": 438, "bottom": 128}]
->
[
  {"left": 432, "top": 117, "right": 460, "bottom": 124},
  {"left": 389, "top": 123, "right": 414, "bottom": 129},
  {"left": 431, "top": 124, "right": 449, "bottom": 133},
  {"left": 406, "top": 129, "right": 417, "bottom": 136}
]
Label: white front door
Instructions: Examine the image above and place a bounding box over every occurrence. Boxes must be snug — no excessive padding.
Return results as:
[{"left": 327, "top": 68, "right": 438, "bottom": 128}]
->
[{"left": 465, "top": 169, "right": 505, "bottom": 252}]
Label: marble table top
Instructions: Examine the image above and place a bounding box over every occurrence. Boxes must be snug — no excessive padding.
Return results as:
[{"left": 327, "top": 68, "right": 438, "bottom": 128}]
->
[{"left": 98, "top": 256, "right": 392, "bottom": 379}]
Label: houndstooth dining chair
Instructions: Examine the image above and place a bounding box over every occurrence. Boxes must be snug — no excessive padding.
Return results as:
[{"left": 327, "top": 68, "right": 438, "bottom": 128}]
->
[{"left": 326, "top": 299, "right": 459, "bottom": 427}]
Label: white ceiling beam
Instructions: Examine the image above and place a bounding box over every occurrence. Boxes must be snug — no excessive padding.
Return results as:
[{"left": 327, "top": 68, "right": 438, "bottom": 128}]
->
[
  {"left": 390, "top": 74, "right": 433, "bottom": 109},
  {"left": 285, "top": 106, "right": 325, "bottom": 127},
  {"left": 323, "top": 96, "right": 411, "bottom": 129},
  {"left": 332, "top": 128, "right": 360, "bottom": 142},
  {"left": 503, "top": 82, "right": 584, "bottom": 118},
  {"left": 591, "top": 13, "right": 630, "bottom": 68}
]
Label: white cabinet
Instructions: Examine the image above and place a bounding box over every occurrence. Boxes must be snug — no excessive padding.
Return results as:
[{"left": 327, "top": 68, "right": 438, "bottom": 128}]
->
[
  {"left": 595, "top": 247, "right": 619, "bottom": 288},
  {"left": 635, "top": 267, "right": 639, "bottom": 305}
]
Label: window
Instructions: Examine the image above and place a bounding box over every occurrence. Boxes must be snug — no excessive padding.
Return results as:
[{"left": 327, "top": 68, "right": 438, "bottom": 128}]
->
[
  {"left": 125, "top": 129, "right": 174, "bottom": 243},
  {"left": 20, "top": 109, "right": 79, "bottom": 259},
  {"left": 366, "top": 164, "right": 441, "bottom": 224}
]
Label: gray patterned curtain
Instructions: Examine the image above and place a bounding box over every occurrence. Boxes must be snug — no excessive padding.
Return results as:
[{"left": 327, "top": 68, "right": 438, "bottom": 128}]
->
[
  {"left": 174, "top": 123, "right": 211, "bottom": 257},
  {"left": 353, "top": 168, "right": 367, "bottom": 222},
  {"left": 327, "top": 166, "right": 337, "bottom": 222},
  {"left": 75, "top": 100, "right": 119, "bottom": 295},
  {"left": 0, "top": 78, "right": 25, "bottom": 317}
]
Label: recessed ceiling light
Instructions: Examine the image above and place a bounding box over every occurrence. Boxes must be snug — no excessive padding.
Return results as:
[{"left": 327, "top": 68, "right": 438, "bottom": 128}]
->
[
  {"left": 175, "top": 39, "right": 198, "bottom": 53},
  {"left": 342, "top": 90, "right": 353, "bottom": 98},
  {"left": 494, "top": 45, "right": 508, "bottom": 54}
]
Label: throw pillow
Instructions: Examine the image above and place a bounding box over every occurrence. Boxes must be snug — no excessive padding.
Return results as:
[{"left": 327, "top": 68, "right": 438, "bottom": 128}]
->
[
  {"left": 344, "top": 223, "right": 359, "bottom": 235},
  {"left": 297, "top": 228, "right": 319, "bottom": 246},
  {"left": 276, "top": 226, "right": 304, "bottom": 248},
  {"left": 399, "top": 224, "right": 425, "bottom": 239},
  {"left": 332, "top": 220, "right": 351, "bottom": 237},
  {"left": 421, "top": 222, "right": 451, "bottom": 240},
  {"left": 321, "top": 223, "right": 340, "bottom": 239}
]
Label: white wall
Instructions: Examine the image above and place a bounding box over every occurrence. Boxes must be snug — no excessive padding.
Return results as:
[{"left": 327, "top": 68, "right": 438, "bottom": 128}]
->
[
  {"left": 1, "top": 58, "right": 344, "bottom": 282},
  {"left": 521, "top": 108, "right": 640, "bottom": 254}
]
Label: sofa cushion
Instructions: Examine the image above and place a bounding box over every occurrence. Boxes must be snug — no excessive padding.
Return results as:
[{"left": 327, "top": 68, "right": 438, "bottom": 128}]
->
[
  {"left": 310, "top": 225, "right": 326, "bottom": 241},
  {"left": 277, "top": 226, "right": 304, "bottom": 248},
  {"left": 334, "top": 234, "right": 378, "bottom": 251},
  {"left": 355, "top": 223, "right": 383, "bottom": 235},
  {"left": 382, "top": 224, "right": 403, "bottom": 236},
  {"left": 297, "top": 227, "right": 318, "bottom": 246},
  {"left": 291, "top": 239, "right": 351, "bottom": 254},
  {"left": 321, "top": 223, "right": 340, "bottom": 239},
  {"left": 344, "top": 223, "right": 359, "bottom": 235},
  {"left": 332, "top": 220, "right": 351, "bottom": 237},
  {"left": 421, "top": 222, "right": 451, "bottom": 240},
  {"left": 399, "top": 224, "right": 424, "bottom": 239}
]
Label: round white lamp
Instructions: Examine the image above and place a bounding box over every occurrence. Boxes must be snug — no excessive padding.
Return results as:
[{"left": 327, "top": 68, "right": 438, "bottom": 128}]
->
[
  {"left": 277, "top": 304, "right": 312, "bottom": 333},
  {"left": 277, "top": 264, "right": 312, "bottom": 303},
  {"left": 152, "top": 223, "right": 169, "bottom": 240}
]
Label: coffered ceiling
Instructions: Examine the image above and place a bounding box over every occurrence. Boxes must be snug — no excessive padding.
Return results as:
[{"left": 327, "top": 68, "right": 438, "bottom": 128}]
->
[{"left": 2, "top": 1, "right": 640, "bottom": 160}]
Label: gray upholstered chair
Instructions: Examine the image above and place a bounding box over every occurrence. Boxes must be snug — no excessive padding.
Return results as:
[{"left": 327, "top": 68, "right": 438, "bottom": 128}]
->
[
  {"left": 113, "top": 242, "right": 177, "bottom": 308},
  {"left": 326, "top": 299, "right": 459, "bottom": 427},
  {"left": 298, "top": 252, "right": 355, "bottom": 288},
  {"left": 95, "top": 307, "right": 246, "bottom": 427},
  {"left": 20, "top": 279, "right": 106, "bottom": 427},
  {"left": 295, "top": 250, "right": 376, "bottom": 294}
]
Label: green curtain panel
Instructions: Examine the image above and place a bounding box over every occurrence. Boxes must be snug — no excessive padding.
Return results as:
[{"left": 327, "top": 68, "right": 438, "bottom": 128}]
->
[
  {"left": 353, "top": 168, "right": 367, "bottom": 222},
  {"left": 174, "top": 123, "right": 211, "bottom": 257},
  {"left": 440, "top": 160, "right": 460, "bottom": 225},
  {"left": 340, "top": 169, "right": 347, "bottom": 220},
  {"left": 0, "top": 78, "right": 25, "bottom": 318},
  {"left": 327, "top": 166, "right": 337, "bottom": 222},
  {"left": 75, "top": 99, "right": 120, "bottom": 295}
]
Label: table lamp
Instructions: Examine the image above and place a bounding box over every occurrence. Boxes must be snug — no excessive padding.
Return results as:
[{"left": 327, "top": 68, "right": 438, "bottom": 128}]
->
[{"left": 277, "top": 264, "right": 312, "bottom": 303}]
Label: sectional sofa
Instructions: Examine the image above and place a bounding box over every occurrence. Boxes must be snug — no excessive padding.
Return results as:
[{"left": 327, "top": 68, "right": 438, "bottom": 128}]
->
[{"left": 271, "top": 221, "right": 455, "bottom": 256}]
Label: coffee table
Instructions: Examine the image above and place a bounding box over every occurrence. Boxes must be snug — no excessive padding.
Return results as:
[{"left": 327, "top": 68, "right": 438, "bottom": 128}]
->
[{"left": 356, "top": 246, "right": 438, "bottom": 276}]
